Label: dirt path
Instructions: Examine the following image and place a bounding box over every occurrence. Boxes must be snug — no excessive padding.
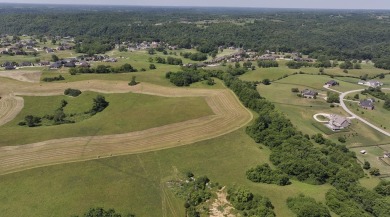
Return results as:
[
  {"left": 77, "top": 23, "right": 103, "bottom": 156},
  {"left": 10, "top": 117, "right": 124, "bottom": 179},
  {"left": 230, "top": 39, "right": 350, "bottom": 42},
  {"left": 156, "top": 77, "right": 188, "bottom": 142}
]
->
[
  {"left": 210, "top": 187, "right": 235, "bottom": 217},
  {"left": 0, "top": 80, "right": 253, "bottom": 175}
]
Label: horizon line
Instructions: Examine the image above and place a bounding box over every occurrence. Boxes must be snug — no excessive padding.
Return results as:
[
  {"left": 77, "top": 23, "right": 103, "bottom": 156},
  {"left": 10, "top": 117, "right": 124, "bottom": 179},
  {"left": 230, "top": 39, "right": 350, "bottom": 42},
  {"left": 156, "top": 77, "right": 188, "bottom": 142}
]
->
[{"left": 0, "top": 2, "right": 390, "bottom": 11}]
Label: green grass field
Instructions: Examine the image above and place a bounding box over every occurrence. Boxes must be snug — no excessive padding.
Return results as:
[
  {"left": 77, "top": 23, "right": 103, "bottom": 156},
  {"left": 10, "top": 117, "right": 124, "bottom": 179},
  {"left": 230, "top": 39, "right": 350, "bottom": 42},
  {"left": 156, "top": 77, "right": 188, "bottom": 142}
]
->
[
  {"left": 0, "top": 128, "right": 335, "bottom": 217},
  {"left": 351, "top": 144, "right": 390, "bottom": 176},
  {"left": 0, "top": 92, "right": 213, "bottom": 146},
  {"left": 239, "top": 60, "right": 388, "bottom": 85},
  {"left": 344, "top": 95, "right": 390, "bottom": 131}
]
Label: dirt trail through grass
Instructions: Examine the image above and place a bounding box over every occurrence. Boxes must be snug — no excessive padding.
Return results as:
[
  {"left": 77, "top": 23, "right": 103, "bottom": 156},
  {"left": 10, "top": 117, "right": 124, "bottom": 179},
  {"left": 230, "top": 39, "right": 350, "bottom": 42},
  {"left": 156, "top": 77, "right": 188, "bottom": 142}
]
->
[{"left": 0, "top": 79, "right": 253, "bottom": 175}]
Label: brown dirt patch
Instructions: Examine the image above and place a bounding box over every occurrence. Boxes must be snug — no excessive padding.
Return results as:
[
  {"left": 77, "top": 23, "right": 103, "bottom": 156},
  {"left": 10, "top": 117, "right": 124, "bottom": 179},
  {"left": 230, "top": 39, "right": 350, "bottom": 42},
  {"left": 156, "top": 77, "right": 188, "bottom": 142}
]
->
[
  {"left": 210, "top": 187, "right": 236, "bottom": 217},
  {"left": 0, "top": 70, "right": 42, "bottom": 83}
]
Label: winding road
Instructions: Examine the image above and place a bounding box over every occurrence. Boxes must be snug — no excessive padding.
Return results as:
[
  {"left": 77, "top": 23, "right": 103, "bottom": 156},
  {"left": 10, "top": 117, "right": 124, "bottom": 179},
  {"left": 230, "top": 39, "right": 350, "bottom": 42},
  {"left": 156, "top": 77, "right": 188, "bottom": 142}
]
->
[
  {"left": 326, "top": 85, "right": 390, "bottom": 137},
  {"left": 0, "top": 77, "right": 253, "bottom": 175}
]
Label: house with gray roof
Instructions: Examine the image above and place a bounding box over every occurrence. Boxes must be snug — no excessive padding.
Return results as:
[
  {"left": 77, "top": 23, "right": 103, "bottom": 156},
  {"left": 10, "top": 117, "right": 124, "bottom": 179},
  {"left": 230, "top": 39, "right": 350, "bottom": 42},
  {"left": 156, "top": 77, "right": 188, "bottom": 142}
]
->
[
  {"left": 359, "top": 98, "right": 375, "bottom": 110},
  {"left": 301, "top": 89, "right": 318, "bottom": 98},
  {"left": 327, "top": 114, "right": 351, "bottom": 131}
]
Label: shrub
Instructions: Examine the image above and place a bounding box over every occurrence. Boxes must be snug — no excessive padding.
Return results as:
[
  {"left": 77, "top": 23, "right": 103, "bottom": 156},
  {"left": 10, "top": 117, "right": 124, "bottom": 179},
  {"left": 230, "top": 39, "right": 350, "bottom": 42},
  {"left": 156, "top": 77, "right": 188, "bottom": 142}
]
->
[{"left": 64, "top": 88, "right": 82, "bottom": 97}]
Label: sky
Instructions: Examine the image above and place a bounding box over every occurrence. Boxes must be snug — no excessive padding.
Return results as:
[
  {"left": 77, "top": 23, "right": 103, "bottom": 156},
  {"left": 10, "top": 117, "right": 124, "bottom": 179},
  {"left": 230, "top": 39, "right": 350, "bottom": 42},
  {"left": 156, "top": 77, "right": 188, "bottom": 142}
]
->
[{"left": 1, "top": 0, "right": 390, "bottom": 10}]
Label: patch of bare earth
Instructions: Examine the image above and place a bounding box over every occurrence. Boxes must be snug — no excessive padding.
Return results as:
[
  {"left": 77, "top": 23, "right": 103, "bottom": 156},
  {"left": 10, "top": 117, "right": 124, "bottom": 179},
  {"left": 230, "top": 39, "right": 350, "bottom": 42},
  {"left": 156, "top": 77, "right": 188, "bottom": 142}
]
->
[
  {"left": 0, "top": 70, "right": 42, "bottom": 83},
  {"left": 0, "top": 81, "right": 253, "bottom": 175},
  {"left": 210, "top": 187, "right": 236, "bottom": 217}
]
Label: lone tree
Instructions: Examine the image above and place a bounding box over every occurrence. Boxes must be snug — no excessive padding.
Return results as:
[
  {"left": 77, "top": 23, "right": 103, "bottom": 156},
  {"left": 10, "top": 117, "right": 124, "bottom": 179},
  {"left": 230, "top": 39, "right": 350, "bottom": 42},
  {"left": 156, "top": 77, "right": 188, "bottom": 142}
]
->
[
  {"left": 262, "top": 78, "right": 271, "bottom": 85},
  {"left": 149, "top": 64, "right": 156, "bottom": 70},
  {"left": 363, "top": 160, "right": 371, "bottom": 170},
  {"left": 51, "top": 54, "right": 59, "bottom": 62},
  {"left": 91, "top": 95, "right": 109, "bottom": 115},
  {"left": 129, "top": 76, "right": 138, "bottom": 86}
]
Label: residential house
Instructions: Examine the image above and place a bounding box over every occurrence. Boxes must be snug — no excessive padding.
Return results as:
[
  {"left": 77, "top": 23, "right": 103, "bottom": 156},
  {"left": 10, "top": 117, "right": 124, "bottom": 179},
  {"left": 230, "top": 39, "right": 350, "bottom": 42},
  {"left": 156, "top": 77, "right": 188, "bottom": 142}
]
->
[
  {"left": 4, "top": 65, "right": 15, "bottom": 70},
  {"left": 64, "top": 62, "right": 76, "bottom": 68},
  {"left": 50, "top": 61, "right": 62, "bottom": 69},
  {"left": 301, "top": 89, "right": 318, "bottom": 98},
  {"left": 358, "top": 80, "right": 383, "bottom": 87},
  {"left": 46, "top": 48, "right": 54, "bottom": 53},
  {"left": 359, "top": 98, "right": 375, "bottom": 110},
  {"left": 327, "top": 114, "right": 351, "bottom": 131},
  {"left": 325, "top": 80, "right": 339, "bottom": 87},
  {"left": 78, "top": 61, "right": 90, "bottom": 67},
  {"left": 367, "top": 80, "right": 383, "bottom": 88},
  {"left": 19, "top": 62, "right": 33, "bottom": 67},
  {"left": 38, "top": 61, "right": 50, "bottom": 66}
]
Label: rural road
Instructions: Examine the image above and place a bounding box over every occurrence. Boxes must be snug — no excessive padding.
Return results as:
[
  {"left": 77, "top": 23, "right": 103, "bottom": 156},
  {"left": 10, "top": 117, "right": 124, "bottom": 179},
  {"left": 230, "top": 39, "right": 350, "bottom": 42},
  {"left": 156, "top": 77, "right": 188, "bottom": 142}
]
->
[
  {"left": 337, "top": 88, "right": 390, "bottom": 137},
  {"left": 0, "top": 77, "right": 253, "bottom": 175}
]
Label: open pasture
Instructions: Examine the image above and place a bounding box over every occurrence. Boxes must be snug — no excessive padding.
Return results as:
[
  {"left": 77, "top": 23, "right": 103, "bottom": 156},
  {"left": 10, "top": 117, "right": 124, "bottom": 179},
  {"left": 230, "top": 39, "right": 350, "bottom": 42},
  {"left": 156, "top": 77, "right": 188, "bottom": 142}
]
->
[{"left": 0, "top": 128, "right": 333, "bottom": 217}]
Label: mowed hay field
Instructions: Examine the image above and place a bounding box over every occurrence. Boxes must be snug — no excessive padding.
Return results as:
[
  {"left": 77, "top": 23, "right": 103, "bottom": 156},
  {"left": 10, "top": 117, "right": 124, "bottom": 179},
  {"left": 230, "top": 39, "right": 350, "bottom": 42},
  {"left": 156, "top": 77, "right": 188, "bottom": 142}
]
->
[
  {"left": 0, "top": 92, "right": 213, "bottom": 146},
  {"left": 0, "top": 128, "right": 334, "bottom": 217}
]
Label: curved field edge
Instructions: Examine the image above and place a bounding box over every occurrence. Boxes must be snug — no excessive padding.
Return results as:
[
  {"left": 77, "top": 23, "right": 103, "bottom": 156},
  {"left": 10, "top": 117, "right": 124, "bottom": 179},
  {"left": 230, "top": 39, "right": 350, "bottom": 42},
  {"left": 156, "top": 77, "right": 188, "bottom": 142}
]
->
[
  {"left": 0, "top": 92, "right": 213, "bottom": 145},
  {"left": 0, "top": 95, "right": 24, "bottom": 126},
  {"left": 0, "top": 80, "right": 253, "bottom": 175}
]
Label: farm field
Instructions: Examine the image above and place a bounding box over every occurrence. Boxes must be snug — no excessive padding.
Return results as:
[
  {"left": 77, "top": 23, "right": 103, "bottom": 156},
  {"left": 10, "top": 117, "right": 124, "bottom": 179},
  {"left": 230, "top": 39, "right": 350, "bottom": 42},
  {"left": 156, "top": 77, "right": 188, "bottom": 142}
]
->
[
  {"left": 0, "top": 92, "right": 213, "bottom": 146},
  {"left": 0, "top": 128, "right": 334, "bottom": 217}
]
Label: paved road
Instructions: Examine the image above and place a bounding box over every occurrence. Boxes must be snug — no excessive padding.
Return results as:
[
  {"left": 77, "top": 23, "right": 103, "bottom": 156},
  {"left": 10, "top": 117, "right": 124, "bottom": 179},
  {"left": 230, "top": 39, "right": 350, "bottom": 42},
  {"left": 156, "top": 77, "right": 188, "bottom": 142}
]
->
[{"left": 338, "top": 88, "right": 390, "bottom": 137}]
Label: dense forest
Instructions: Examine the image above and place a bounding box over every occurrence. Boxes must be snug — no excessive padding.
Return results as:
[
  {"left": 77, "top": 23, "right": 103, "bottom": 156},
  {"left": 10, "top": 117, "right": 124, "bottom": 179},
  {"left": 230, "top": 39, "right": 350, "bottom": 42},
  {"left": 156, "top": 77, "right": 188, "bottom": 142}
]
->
[{"left": 1, "top": 4, "right": 390, "bottom": 62}]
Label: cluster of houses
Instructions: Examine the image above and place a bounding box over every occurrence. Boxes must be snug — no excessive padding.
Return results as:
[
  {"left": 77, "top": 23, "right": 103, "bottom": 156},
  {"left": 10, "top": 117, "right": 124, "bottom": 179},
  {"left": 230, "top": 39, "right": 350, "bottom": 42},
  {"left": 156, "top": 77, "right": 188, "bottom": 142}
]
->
[
  {"left": 203, "top": 50, "right": 245, "bottom": 64},
  {"left": 120, "top": 41, "right": 163, "bottom": 51},
  {"left": 44, "top": 43, "right": 73, "bottom": 53},
  {"left": 1, "top": 54, "right": 118, "bottom": 70}
]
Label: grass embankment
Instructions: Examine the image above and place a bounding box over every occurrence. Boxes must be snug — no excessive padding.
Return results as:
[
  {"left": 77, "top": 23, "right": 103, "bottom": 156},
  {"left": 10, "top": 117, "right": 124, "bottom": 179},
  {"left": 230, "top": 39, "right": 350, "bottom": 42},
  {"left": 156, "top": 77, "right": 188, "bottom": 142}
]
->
[
  {"left": 0, "top": 91, "right": 213, "bottom": 146},
  {"left": 0, "top": 128, "right": 333, "bottom": 217}
]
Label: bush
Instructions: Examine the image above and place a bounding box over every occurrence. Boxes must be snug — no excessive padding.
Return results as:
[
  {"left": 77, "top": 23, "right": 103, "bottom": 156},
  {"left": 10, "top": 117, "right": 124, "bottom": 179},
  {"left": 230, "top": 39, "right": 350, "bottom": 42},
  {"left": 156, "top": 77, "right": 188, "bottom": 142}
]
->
[
  {"left": 338, "top": 136, "right": 346, "bottom": 143},
  {"left": 128, "top": 76, "right": 138, "bottom": 86},
  {"left": 363, "top": 160, "right": 371, "bottom": 170},
  {"left": 42, "top": 75, "right": 65, "bottom": 82},
  {"left": 64, "top": 88, "right": 82, "bottom": 97},
  {"left": 374, "top": 180, "right": 390, "bottom": 196},
  {"left": 369, "top": 168, "right": 380, "bottom": 176},
  {"left": 246, "top": 163, "right": 291, "bottom": 186},
  {"left": 287, "top": 194, "right": 331, "bottom": 217},
  {"left": 227, "top": 187, "right": 275, "bottom": 217},
  {"left": 291, "top": 88, "right": 299, "bottom": 93}
]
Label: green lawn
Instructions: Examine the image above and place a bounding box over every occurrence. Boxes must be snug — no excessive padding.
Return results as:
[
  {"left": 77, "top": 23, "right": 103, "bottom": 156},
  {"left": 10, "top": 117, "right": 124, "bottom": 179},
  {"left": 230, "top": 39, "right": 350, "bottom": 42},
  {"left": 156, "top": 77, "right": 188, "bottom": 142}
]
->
[
  {"left": 0, "top": 128, "right": 334, "bottom": 217},
  {"left": 345, "top": 94, "right": 390, "bottom": 132},
  {"left": 0, "top": 92, "right": 213, "bottom": 146},
  {"left": 351, "top": 144, "right": 390, "bottom": 175}
]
